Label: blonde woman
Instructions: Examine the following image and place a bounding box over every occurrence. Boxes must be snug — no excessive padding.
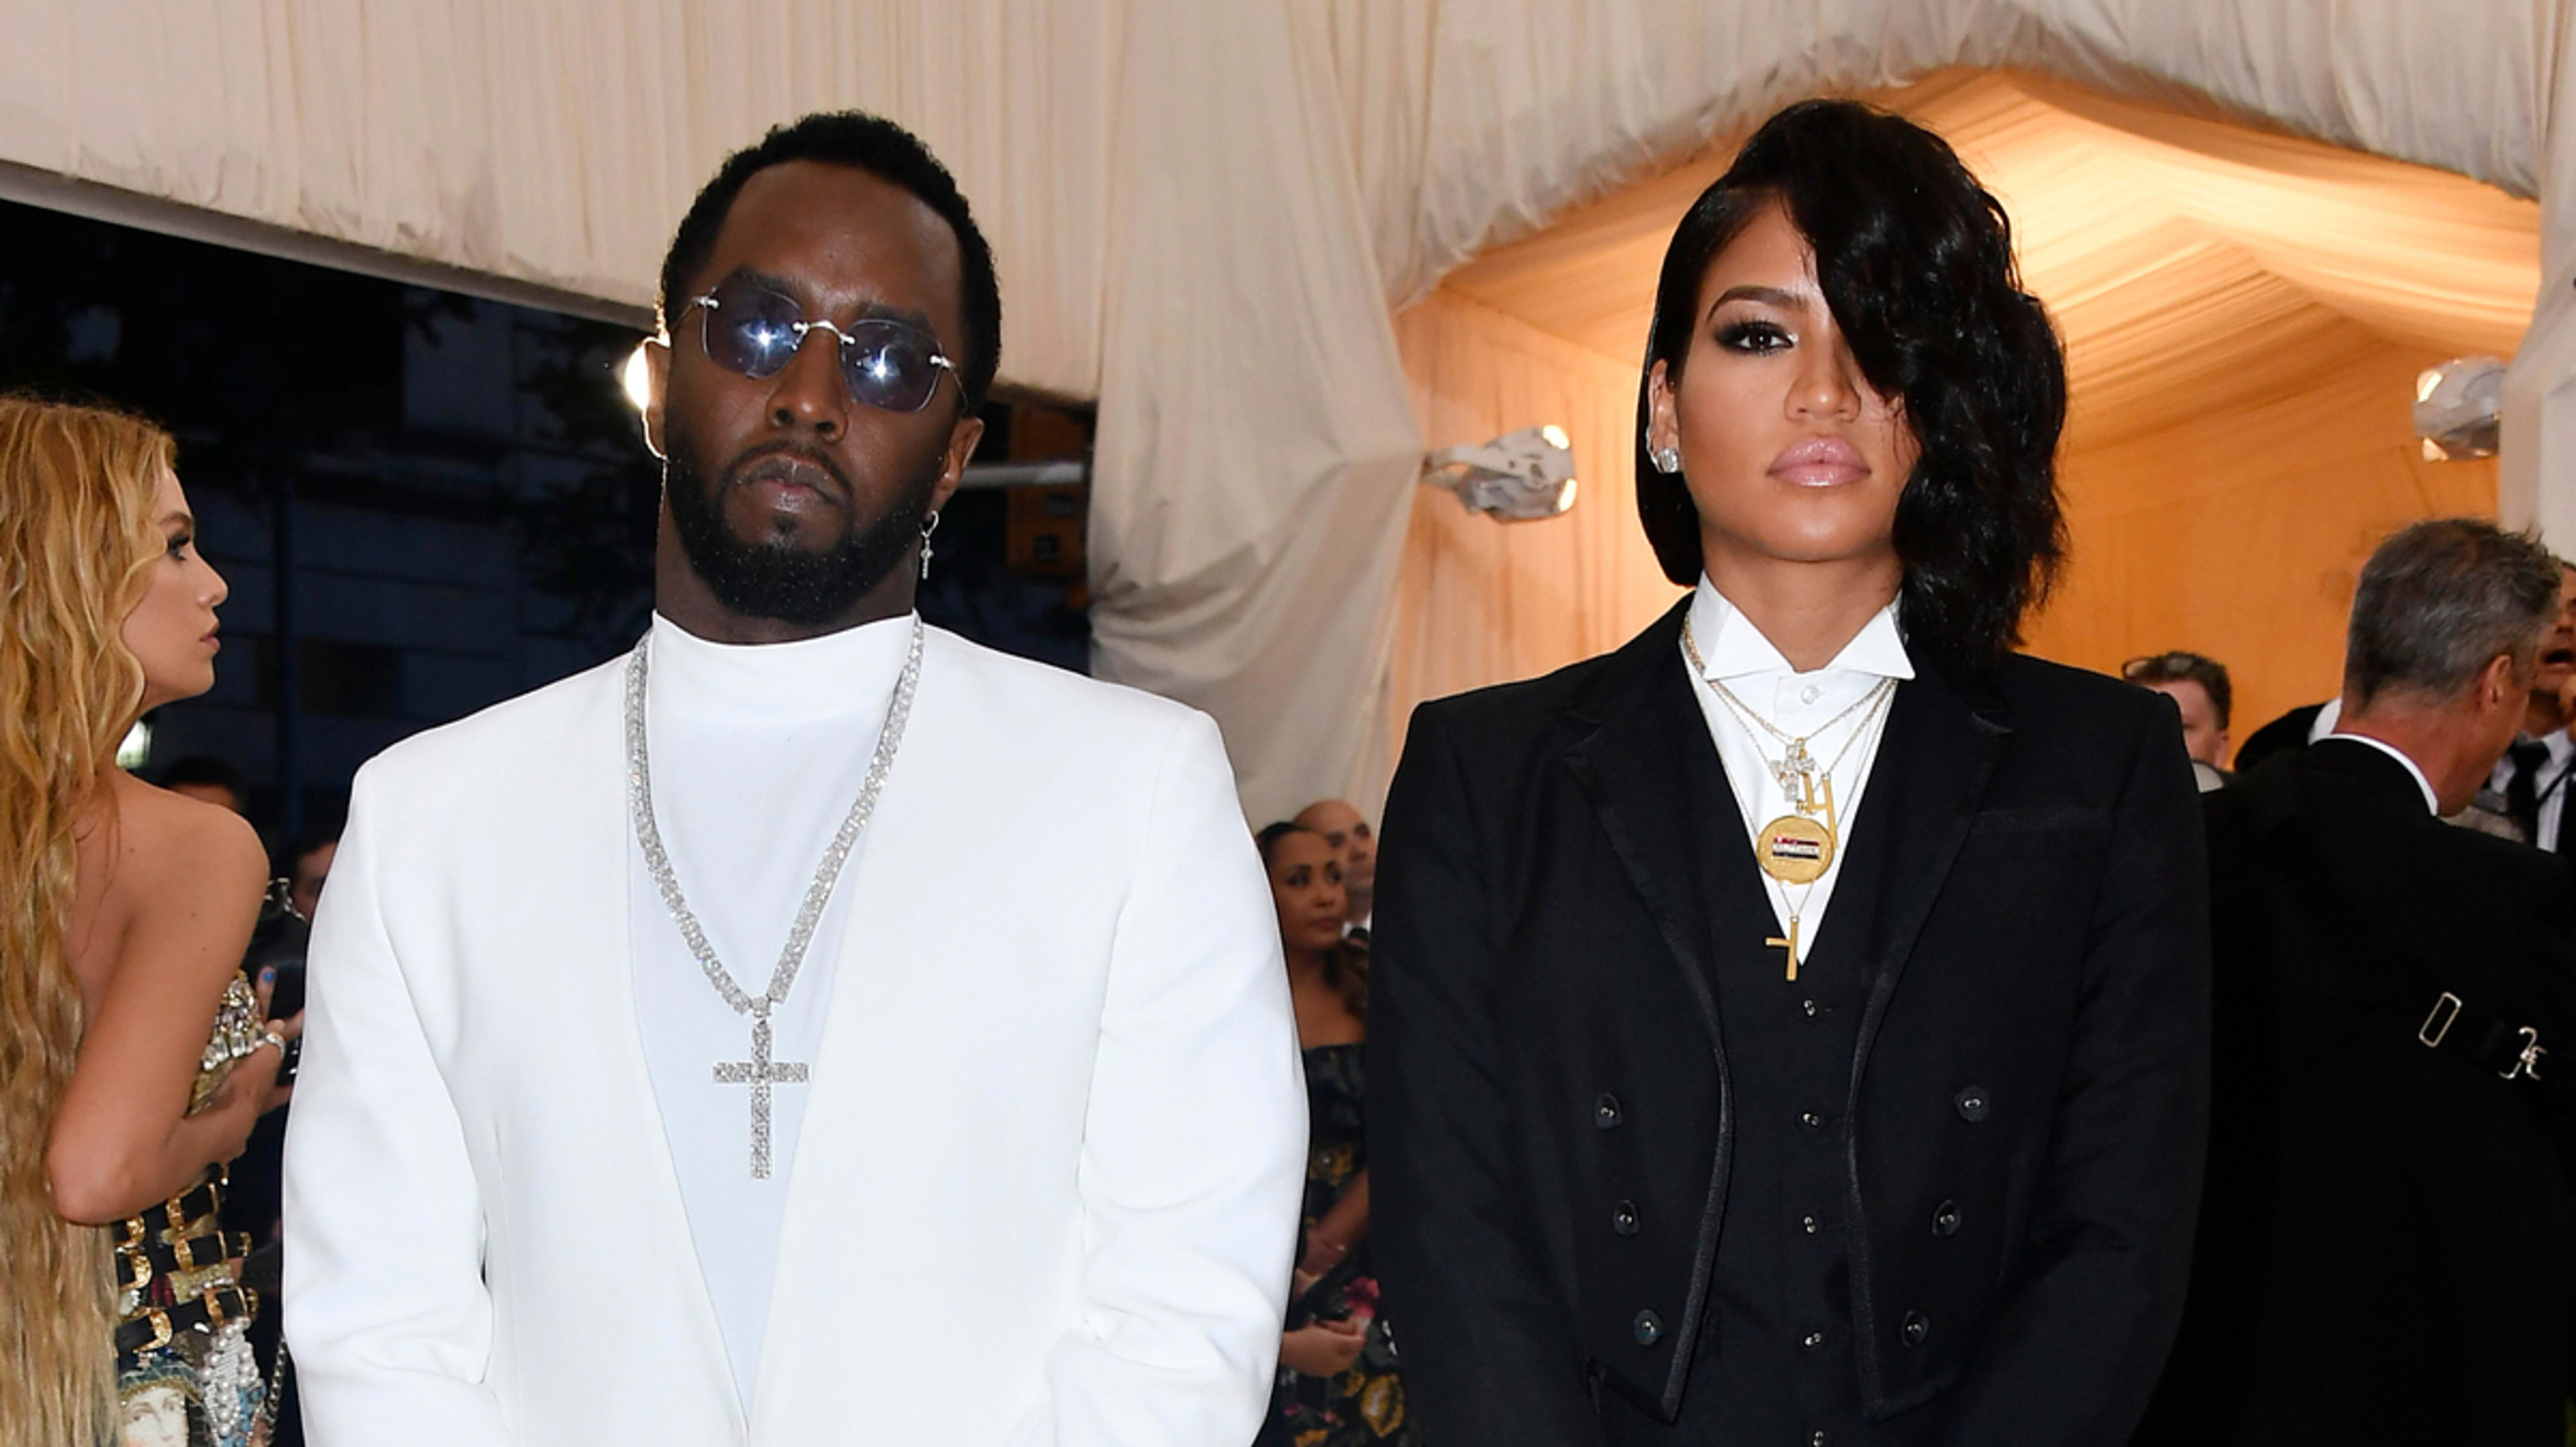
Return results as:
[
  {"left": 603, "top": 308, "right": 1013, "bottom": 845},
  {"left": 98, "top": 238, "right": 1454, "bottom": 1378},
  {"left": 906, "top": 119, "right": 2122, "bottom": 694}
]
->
[{"left": 1, "top": 396, "right": 294, "bottom": 1446}]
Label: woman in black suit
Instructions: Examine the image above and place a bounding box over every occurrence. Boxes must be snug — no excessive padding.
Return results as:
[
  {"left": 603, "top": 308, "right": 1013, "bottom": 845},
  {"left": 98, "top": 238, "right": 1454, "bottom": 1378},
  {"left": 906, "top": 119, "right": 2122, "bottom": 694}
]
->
[{"left": 1367, "top": 99, "right": 2208, "bottom": 1447}]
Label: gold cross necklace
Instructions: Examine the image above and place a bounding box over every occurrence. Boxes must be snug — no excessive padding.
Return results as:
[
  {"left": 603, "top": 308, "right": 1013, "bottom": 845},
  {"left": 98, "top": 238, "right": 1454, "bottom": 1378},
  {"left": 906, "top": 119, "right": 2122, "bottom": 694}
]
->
[{"left": 1681, "top": 617, "right": 1895, "bottom": 979}]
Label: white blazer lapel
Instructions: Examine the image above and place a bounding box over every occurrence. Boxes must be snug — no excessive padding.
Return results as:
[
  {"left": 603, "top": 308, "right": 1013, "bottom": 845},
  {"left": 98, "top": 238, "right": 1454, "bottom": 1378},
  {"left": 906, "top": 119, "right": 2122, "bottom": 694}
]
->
[{"left": 496, "top": 661, "right": 747, "bottom": 1441}]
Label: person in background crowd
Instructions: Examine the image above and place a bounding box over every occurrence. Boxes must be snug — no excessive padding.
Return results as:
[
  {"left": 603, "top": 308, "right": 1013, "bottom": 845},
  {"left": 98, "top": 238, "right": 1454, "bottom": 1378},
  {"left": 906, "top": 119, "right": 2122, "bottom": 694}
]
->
[
  {"left": 223, "top": 823, "right": 341, "bottom": 1254},
  {"left": 1254, "top": 821, "right": 1421, "bottom": 1447},
  {"left": 2140, "top": 519, "right": 2576, "bottom": 1446},
  {"left": 2231, "top": 698, "right": 2334, "bottom": 775},
  {"left": 2123, "top": 651, "right": 2235, "bottom": 790},
  {"left": 0, "top": 396, "right": 295, "bottom": 1447},
  {"left": 1370, "top": 99, "right": 2208, "bottom": 1447},
  {"left": 283, "top": 830, "right": 338, "bottom": 926},
  {"left": 2481, "top": 559, "right": 2576, "bottom": 852},
  {"left": 1295, "top": 798, "right": 1377, "bottom": 934},
  {"left": 225, "top": 822, "right": 340, "bottom": 1447},
  {"left": 158, "top": 755, "right": 248, "bottom": 817}
]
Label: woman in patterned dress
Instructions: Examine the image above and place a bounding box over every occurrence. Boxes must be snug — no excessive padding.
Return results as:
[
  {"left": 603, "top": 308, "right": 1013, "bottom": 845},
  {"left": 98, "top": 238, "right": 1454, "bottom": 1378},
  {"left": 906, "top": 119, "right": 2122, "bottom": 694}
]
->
[
  {"left": 0, "top": 396, "right": 296, "bottom": 1446},
  {"left": 1256, "top": 822, "right": 1423, "bottom": 1447}
]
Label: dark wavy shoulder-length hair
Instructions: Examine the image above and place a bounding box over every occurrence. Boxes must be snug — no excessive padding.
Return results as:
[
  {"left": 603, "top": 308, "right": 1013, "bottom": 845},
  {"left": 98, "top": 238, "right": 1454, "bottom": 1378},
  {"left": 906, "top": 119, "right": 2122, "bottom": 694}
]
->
[
  {"left": 1254, "top": 820, "right": 1369, "bottom": 1019},
  {"left": 1636, "top": 98, "right": 2068, "bottom": 665}
]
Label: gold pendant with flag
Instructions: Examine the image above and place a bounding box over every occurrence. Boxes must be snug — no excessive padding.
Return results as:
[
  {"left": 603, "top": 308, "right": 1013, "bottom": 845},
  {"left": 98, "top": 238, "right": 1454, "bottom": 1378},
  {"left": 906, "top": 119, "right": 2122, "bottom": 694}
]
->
[{"left": 1755, "top": 772, "right": 1837, "bottom": 885}]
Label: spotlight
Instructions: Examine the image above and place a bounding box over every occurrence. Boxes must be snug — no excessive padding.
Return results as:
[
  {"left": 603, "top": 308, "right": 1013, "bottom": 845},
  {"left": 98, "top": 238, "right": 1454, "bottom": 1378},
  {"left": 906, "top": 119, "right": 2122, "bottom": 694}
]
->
[
  {"left": 1421, "top": 425, "right": 1578, "bottom": 521},
  {"left": 2414, "top": 356, "right": 2504, "bottom": 462},
  {"left": 621, "top": 342, "right": 655, "bottom": 413}
]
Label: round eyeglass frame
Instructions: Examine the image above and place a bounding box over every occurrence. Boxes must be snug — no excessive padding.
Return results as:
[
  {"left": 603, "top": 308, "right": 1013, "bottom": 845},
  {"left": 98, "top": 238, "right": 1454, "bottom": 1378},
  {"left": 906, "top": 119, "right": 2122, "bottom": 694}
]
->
[{"left": 671, "top": 283, "right": 959, "bottom": 415}]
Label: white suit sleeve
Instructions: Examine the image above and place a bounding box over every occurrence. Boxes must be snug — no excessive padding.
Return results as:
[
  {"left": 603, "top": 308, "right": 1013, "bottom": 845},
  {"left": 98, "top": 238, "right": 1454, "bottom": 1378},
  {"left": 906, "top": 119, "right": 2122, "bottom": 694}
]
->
[
  {"left": 283, "top": 765, "right": 512, "bottom": 1444},
  {"left": 1018, "top": 710, "right": 1309, "bottom": 1447}
]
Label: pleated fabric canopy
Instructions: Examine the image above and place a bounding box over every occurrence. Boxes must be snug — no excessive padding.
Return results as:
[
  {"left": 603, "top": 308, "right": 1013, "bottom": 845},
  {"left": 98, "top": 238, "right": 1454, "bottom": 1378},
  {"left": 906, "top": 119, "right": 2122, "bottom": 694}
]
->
[{"left": 1, "top": 1, "right": 2566, "bottom": 815}]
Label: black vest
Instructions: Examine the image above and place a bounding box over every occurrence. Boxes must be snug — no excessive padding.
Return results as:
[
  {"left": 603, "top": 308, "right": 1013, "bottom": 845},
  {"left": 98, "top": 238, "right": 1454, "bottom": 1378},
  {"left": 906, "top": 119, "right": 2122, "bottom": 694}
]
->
[{"left": 1603, "top": 707, "right": 1931, "bottom": 1446}]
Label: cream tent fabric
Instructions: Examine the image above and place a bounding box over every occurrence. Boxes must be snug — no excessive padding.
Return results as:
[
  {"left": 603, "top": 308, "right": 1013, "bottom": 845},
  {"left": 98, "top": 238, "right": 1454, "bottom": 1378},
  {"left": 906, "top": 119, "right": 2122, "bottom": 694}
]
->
[
  {"left": 0, "top": 2, "right": 1116, "bottom": 395},
  {"left": 1399, "top": 67, "right": 2538, "bottom": 771},
  {"left": 1, "top": 1, "right": 2571, "bottom": 817}
]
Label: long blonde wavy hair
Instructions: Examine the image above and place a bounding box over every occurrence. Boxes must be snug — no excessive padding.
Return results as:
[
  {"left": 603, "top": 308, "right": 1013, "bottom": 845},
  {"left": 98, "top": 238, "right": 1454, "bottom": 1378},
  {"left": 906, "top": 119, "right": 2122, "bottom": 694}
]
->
[{"left": 0, "top": 394, "right": 172, "bottom": 1445}]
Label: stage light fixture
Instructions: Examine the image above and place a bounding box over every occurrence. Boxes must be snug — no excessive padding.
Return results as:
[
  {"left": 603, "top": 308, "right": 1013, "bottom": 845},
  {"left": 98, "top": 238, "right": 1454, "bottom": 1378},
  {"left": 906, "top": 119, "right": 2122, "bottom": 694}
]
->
[
  {"left": 1421, "top": 424, "right": 1578, "bottom": 521},
  {"left": 2414, "top": 355, "right": 2504, "bottom": 462}
]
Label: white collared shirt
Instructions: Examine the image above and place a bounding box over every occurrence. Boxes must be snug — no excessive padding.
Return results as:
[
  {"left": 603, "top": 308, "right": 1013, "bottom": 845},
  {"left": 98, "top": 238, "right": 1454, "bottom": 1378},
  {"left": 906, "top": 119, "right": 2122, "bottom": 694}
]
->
[
  {"left": 629, "top": 610, "right": 914, "bottom": 1409},
  {"left": 2485, "top": 728, "right": 2576, "bottom": 849},
  {"left": 1678, "top": 576, "right": 1911, "bottom": 962},
  {"left": 2323, "top": 731, "right": 2442, "bottom": 816}
]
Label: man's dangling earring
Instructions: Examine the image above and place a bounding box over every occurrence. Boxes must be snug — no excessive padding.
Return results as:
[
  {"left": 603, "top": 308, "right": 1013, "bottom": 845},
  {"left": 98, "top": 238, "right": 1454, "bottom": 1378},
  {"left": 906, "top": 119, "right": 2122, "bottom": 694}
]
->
[{"left": 918, "top": 509, "right": 942, "bottom": 582}]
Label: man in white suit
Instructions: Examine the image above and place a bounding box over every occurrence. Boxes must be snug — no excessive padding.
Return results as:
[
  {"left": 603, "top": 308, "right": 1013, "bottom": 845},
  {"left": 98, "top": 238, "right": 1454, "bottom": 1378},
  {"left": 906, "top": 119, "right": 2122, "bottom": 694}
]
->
[{"left": 283, "top": 112, "right": 1309, "bottom": 1446}]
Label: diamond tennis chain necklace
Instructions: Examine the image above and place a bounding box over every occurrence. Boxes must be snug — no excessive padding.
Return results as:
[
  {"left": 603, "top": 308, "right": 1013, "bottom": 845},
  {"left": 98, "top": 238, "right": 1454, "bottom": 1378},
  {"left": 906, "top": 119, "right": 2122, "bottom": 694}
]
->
[{"left": 623, "top": 615, "right": 924, "bottom": 1178}]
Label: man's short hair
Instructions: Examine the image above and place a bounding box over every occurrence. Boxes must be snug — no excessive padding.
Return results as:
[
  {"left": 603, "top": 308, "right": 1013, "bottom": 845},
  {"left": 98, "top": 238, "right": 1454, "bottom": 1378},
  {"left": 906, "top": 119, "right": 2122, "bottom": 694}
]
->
[
  {"left": 2346, "top": 518, "right": 2561, "bottom": 708},
  {"left": 658, "top": 110, "right": 1002, "bottom": 410},
  {"left": 285, "top": 822, "right": 342, "bottom": 869},
  {"left": 2121, "top": 651, "right": 2233, "bottom": 731}
]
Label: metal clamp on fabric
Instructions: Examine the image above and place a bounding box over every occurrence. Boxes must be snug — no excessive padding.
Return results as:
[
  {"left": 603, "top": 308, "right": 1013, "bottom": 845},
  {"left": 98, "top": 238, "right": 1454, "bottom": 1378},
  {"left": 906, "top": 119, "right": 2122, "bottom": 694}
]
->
[
  {"left": 113, "top": 1285, "right": 252, "bottom": 1364},
  {"left": 2420, "top": 992, "right": 2464, "bottom": 1049},
  {"left": 2416, "top": 990, "right": 2551, "bottom": 1085},
  {"left": 2503, "top": 1026, "right": 2546, "bottom": 1081}
]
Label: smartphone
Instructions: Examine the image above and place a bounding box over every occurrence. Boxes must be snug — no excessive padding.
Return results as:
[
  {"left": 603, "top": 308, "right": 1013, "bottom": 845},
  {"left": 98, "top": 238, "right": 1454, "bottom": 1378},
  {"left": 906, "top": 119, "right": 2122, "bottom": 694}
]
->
[{"left": 266, "top": 958, "right": 305, "bottom": 1084}]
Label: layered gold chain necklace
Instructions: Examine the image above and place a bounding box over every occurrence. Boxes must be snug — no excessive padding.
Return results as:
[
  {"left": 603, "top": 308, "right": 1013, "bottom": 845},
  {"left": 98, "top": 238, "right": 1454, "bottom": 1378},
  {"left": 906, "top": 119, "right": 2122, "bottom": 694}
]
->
[{"left": 1681, "top": 617, "right": 1895, "bottom": 979}]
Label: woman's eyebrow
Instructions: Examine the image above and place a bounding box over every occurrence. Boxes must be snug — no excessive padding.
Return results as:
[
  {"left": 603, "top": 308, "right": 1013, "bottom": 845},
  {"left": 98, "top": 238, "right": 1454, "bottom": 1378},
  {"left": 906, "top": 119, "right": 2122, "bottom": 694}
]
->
[{"left": 1704, "top": 283, "right": 1809, "bottom": 323}]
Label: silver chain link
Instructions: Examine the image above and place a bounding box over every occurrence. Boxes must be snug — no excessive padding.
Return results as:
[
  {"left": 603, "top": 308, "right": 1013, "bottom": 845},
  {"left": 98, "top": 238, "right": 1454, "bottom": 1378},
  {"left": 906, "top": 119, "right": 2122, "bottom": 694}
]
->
[{"left": 623, "top": 616, "right": 924, "bottom": 1026}]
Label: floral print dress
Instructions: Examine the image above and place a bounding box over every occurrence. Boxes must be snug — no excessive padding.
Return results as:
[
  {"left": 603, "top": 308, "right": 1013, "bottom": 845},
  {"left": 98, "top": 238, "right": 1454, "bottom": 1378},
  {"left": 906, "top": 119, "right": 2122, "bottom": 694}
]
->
[{"left": 1262, "top": 1042, "right": 1423, "bottom": 1446}]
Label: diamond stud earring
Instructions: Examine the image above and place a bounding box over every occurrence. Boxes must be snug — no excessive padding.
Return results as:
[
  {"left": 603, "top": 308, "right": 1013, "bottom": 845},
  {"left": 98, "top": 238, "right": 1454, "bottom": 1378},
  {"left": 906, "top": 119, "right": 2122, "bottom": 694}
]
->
[{"left": 1650, "top": 446, "right": 1682, "bottom": 476}]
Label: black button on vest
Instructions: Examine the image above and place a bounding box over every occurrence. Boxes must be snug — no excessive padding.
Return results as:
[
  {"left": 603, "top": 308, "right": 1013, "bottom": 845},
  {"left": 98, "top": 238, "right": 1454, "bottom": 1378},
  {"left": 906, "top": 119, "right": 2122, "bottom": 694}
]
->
[{"left": 1633, "top": 1309, "right": 1664, "bottom": 1346}]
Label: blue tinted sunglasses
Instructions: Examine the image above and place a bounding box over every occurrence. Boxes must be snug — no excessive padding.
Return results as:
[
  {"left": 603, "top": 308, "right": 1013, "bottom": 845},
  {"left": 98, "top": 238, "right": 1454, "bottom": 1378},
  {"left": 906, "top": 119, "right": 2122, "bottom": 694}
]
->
[{"left": 673, "top": 276, "right": 958, "bottom": 414}]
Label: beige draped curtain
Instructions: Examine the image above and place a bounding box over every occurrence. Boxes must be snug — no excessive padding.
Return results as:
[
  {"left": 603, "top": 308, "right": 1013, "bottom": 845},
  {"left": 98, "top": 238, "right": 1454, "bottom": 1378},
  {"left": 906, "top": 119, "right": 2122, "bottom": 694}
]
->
[
  {"left": 2, "top": 0, "right": 2570, "bottom": 816},
  {"left": 0, "top": 1, "right": 1115, "bottom": 394}
]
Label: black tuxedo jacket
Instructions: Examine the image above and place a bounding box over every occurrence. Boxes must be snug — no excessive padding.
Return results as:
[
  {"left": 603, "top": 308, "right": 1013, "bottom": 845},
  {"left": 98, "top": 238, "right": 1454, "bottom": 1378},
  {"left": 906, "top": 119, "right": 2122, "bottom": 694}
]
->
[
  {"left": 2231, "top": 701, "right": 2326, "bottom": 776},
  {"left": 1368, "top": 600, "right": 2211, "bottom": 1446},
  {"left": 2140, "top": 739, "right": 2576, "bottom": 1445}
]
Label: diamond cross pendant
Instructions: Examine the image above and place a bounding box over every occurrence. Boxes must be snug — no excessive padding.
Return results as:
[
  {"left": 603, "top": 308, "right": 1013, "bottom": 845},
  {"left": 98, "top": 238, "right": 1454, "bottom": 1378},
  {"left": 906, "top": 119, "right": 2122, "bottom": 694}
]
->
[
  {"left": 713, "top": 1012, "right": 808, "bottom": 1179},
  {"left": 1774, "top": 739, "right": 1816, "bottom": 799}
]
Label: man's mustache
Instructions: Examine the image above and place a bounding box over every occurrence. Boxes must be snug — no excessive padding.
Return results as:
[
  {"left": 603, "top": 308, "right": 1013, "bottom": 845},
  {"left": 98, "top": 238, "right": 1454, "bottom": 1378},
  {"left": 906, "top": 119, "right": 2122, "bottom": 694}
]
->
[{"left": 723, "top": 444, "right": 853, "bottom": 503}]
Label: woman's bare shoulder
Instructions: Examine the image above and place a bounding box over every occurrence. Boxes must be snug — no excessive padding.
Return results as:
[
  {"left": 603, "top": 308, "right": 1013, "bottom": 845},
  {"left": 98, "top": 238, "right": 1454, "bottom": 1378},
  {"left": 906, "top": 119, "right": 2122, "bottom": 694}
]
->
[{"left": 99, "top": 772, "right": 267, "bottom": 907}]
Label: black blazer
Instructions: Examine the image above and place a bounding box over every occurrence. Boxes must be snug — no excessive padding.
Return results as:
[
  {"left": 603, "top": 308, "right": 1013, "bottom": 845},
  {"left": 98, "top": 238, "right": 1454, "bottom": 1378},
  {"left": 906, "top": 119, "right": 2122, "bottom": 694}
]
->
[
  {"left": 2141, "top": 739, "right": 2576, "bottom": 1445},
  {"left": 2229, "top": 701, "right": 2325, "bottom": 776},
  {"left": 1368, "top": 600, "right": 2210, "bottom": 1445}
]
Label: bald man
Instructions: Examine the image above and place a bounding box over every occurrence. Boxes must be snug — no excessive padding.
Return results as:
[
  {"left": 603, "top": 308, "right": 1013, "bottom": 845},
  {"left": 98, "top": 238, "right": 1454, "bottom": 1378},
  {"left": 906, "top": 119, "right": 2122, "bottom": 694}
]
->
[{"left": 1295, "top": 800, "right": 1376, "bottom": 933}]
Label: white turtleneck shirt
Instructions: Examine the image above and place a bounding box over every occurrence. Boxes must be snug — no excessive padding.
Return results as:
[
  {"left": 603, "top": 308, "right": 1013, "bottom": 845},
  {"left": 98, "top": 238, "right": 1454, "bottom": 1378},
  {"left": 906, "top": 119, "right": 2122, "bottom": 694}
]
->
[
  {"left": 626, "top": 610, "right": 914, "bottom": 1411},
  {"left": 1678, "top": 576, "right": 1912, "bottom": 963}
]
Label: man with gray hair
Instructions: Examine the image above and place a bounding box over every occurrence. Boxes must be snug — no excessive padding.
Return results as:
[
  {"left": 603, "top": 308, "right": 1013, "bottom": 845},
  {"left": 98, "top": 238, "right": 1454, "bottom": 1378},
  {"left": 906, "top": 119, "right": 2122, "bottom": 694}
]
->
[{"left": 2142, "top": 517, "right": 2576, "bottom": 1444}]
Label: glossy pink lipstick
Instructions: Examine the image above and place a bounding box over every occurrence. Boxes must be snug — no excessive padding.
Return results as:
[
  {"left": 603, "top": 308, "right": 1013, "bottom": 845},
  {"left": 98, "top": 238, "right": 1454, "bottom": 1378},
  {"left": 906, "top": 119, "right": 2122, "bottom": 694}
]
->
[{"left": 1769, "top": 435, "right": 1868, "bottom": 486}]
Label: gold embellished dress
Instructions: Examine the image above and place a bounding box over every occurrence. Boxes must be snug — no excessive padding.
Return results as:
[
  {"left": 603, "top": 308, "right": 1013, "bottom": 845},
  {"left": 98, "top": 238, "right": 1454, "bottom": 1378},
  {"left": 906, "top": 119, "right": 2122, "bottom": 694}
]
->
[{"left": 111, "top": 973, "right": 271, "bottom": 1447}]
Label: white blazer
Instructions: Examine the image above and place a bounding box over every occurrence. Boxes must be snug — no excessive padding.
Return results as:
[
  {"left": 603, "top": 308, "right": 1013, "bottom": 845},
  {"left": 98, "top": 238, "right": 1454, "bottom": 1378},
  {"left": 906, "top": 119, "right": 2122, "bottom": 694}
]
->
[{"left": 282, "top": 627, "right": 1309, "bottom": 1446}]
